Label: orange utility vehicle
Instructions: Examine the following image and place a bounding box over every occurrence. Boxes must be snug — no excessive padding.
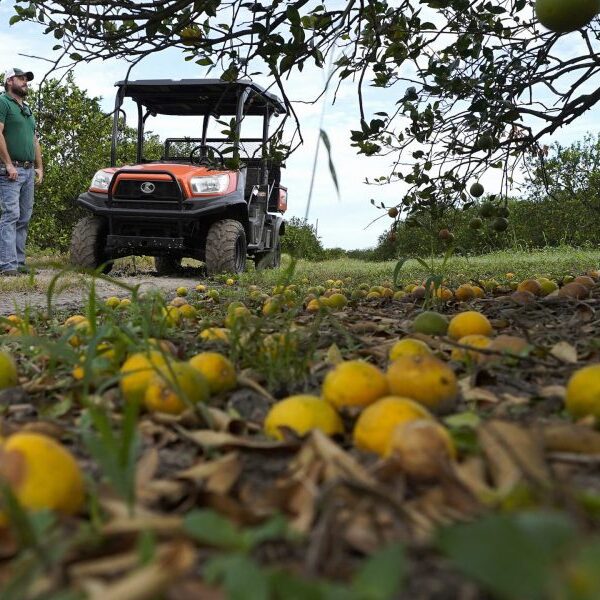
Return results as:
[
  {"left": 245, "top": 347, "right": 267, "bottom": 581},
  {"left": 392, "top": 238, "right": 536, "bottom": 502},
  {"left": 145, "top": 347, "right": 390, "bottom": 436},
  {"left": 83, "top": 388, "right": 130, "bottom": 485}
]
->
[{"left": 70, "top": 79, "right": 288, "bottom": 275}]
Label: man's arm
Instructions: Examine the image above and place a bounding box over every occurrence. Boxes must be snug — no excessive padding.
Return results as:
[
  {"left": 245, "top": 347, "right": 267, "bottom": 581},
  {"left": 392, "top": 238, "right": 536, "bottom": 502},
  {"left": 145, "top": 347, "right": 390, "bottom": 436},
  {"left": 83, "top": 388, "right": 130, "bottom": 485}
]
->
[
  {"left": 34, "top": 135, "right": 43, "bottom": 184},
  {"left": 0, "top": 123, "right": 17, "bottom": 181}
]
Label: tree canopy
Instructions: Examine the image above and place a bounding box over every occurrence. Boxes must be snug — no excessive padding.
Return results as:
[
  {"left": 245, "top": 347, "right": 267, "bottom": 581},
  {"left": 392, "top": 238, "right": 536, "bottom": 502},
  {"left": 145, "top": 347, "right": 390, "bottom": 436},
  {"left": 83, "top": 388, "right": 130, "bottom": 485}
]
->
[{"left": 10, "top": 1, "right": 600, "bottom": 218}]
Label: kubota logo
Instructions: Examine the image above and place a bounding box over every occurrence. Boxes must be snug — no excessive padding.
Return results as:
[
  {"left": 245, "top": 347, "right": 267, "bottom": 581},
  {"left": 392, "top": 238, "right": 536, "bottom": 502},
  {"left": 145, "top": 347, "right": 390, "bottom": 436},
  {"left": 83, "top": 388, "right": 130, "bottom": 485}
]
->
[{"left": 140, "top": 182, "right": 156, "bottom": 194}]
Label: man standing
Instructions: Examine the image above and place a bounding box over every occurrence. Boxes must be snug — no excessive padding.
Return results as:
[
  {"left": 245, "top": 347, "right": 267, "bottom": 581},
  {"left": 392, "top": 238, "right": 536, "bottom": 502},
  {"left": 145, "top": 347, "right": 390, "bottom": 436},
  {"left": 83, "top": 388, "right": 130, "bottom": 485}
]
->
[{"left": 0, "top": 68, "right": 43, "bottom": 276}]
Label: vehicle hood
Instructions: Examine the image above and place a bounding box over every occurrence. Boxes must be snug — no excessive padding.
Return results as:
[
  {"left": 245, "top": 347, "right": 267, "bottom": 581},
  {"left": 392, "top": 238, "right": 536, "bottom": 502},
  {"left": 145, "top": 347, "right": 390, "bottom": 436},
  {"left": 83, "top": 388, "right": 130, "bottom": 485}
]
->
[{"left": 104, "top": 163, "right": 229, "bottom": 177}]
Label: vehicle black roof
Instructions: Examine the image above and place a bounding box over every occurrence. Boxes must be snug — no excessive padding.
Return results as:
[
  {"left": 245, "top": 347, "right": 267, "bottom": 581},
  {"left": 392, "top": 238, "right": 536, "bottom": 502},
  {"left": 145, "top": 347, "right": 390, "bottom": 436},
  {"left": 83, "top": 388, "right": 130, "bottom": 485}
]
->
[{"left": 114, "top": 79, "right": 287, "bottom": 116}]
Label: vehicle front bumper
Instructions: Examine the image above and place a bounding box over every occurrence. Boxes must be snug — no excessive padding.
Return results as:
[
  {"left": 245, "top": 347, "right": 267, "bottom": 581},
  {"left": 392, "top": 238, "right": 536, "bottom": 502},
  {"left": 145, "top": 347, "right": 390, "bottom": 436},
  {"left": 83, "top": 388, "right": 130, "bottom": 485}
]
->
[{"left": 76, "top": 190, "right": 246, "bottom": 220}]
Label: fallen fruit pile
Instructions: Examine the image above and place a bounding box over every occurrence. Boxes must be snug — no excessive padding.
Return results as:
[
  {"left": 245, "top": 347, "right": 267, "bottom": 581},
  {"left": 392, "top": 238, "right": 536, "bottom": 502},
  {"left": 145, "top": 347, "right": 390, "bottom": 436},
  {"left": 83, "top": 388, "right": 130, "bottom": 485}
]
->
[{"left": 0, "top": 268, "right": 599, "bottom": 597}]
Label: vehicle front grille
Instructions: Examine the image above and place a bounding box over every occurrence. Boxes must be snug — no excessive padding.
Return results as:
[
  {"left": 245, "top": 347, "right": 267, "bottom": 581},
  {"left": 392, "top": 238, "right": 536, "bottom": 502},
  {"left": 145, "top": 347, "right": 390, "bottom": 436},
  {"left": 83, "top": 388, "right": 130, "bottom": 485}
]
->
[{"left": 113, "top": 180, "right": 180, "bottom": 201}]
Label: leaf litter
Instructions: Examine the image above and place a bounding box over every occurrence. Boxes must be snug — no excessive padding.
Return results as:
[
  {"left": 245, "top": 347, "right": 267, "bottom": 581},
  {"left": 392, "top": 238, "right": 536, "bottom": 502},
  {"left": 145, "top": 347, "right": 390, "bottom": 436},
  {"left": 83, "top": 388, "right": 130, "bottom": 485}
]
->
[{"left": 0, "top": 272, "right": 599, "bottom": 599}]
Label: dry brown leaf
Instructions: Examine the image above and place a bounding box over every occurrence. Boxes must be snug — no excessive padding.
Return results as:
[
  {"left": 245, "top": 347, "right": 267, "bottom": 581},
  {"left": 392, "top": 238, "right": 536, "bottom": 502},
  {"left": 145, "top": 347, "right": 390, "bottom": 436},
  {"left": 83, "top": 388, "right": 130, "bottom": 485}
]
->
[
  {"left": 135, "top": 448, "right": 159, "bottom": 496},
  {"left": 478, "top": 420, "right": 550, "bottom": 495},
  {"left": 176, "top": 452, "right": 242, "bottom": 495},
  {"left": 452, "top": 456, "right": 494, "bottom": 500},
  {"left": 101, "top": 515, "right": 183, "bottom": 537},
  {"left": 550, "top": 341, "right": 578, "bottom": 364},
  {"left": 538, "top": 385, "right": 566, "bottom": 400},
  {"left": 87, "top": 541, "right": 195, "bottom": 600},
  {"left": 541, "top": 423, "right": 600, "bottom": 455},
  {"left": 70, "top": 549, "right": 147, "bottom": 580},
  {"left": 176, "top": 428, "right": 298, "bottom": 452},
  {"left": 463, "top": 386, "right": 500, "bottom": 404}
]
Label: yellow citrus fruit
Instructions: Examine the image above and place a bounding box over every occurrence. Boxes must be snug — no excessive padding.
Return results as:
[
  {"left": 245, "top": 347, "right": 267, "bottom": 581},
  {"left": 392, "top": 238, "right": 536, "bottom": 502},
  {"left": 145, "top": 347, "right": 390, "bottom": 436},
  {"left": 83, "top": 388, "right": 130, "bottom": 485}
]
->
[
  {"left": 162, "top": 305, "right": 181, "bottom": 327},
  {"left": 366, "top": 291, "right": 382, "bottom": 299},
  {"left": 178, "top": 304, "right": 197, "bottom": 320},
  {"left": 565, "top": 364, "right": 600, "bottom": 420},
  {"left": 261, "top": 332, "right": 296, "bottom": 359},
  {"left": 393, "top": 290, "right": 406, "bottom": 300},
  {"left": 471, "top": 285, "right": 485, "bottom": 298},
  {"left": 328, "top": 293, "right": 348, "bottom": 309},
  {"left": 412, "top": 311, "right": 449, "bottom": 336},
  {"left": 224, "top": 305, "right": 251, "bottom": 328},
  {"left": 451, "top": 334, "right": 492, "bottom": 363},
  {"left": 105, "top": 296, "right": 121, "bottom": 308},
  {"left": 176, "top": 286, "right": 188, "bottom": 297},
  {"left": 535, "top": 0, "right": 600, "bottom": 33},
  {"left": 226, "top": 278, "right": 235, "bottom": 286},
  {"left": 0, "top": 351, "right": 18, "bottom": 389},
  {"left": 517, "top": 279, "right": 542, "bottom": 296},
  {"left": 199, "top": 327, "right": 230, "bottom": 343},
  {"left": 386, "top": 354, "right": 458, "bottom": 411},
  {"left": 447, "top": 311, "right": 493, "bottom": 340},
  {"left": 118, "top": 298, "right": 132, "bottom": 310},
  {"left": 195, "top": 284, "right": 207, "bottom": 293},
  {"left": 0, "top": 432, "right": 84, "bottom": 516},
  {"left": 144, "top": 361, "right": 210, "bottom": 415},
  {"left": 389, "top": 338, "right": 432, "bottom": 362},
  {"left": 188, "top": 352, "right": 236, "bottom": 395},
  {"left": 455, "top": 284, "right": 475, "bottom": 302},
  {"left": 264, "top": 395, "right": 344, "bottom": 440},
  {"left": 386, "top": 419, "right": 456, "bottom": 481},
  {"left": 352, "top": 396, "right": 433, "bottom": 456},
  {"left": 148, "top": 338, "right": 178, "bottom": 356},
  {"left": 63, "top": 314, "right": 87, "bottom": 327},
  {"left": 537, "top": 277, "right": 558, "bottom": 296},
  {"left": 120, "top": 351, "right": 170, "bottom": 404},
  {"left": 322, "top": 360, "right": 389, "bottom": 409},
  {"left": 306, "top": 298, "right": 322, "bottom": 312},
  {"left": 262, "top": 298, "right": 283, "bottom": 316},
  {"left": 435, "top": 286, "right": 454, "bottom": 302}
]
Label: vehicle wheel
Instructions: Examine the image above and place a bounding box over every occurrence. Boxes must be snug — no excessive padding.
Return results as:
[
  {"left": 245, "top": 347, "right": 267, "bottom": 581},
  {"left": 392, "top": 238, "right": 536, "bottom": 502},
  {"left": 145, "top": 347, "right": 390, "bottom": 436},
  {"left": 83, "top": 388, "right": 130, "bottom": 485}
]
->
[
  {"left": 254, "top": 239, "right": 281, "bottom": 270},
  {"left": 205, "top": 219, "right": 247, "bottom": 275},
  {"left": 154, "top": 255, "right": 182, "bottom": 275},
  {"left": 69, "top": 216, "right": 112, "bottom": 273}
]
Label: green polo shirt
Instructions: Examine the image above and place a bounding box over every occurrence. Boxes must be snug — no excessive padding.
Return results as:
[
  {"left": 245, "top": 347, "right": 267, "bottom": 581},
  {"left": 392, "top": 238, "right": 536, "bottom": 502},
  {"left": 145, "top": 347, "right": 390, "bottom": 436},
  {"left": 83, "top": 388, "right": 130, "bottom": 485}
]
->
[{"left": 0, "top": 92, "right": 36, "bottom": 162}]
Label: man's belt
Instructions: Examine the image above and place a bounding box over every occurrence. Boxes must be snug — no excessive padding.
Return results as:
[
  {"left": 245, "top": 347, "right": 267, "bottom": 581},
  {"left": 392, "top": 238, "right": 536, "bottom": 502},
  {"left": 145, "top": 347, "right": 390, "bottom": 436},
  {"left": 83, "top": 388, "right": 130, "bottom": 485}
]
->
[{"left": 12, "top": 160, "right": 34, "bottom": 168}]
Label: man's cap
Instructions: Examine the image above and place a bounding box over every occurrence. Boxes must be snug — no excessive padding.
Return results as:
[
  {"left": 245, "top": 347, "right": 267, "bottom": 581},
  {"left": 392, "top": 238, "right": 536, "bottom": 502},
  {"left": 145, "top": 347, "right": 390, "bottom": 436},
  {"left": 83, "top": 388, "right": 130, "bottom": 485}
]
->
[{"left": 3, "top": 68, "right": 34, "bottom": 82}]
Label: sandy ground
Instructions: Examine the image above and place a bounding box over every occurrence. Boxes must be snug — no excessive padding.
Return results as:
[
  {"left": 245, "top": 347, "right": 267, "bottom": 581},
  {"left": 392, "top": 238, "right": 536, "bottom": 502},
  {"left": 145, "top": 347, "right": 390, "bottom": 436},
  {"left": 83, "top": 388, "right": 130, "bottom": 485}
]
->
[{"left": 0, "top": 267, "right": 206, "bottom": 316}]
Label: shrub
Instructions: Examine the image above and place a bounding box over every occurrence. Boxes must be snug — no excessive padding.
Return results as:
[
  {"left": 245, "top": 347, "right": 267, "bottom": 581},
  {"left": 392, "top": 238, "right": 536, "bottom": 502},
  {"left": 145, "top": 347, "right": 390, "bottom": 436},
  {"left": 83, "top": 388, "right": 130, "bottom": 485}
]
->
[
  {"left": 281, "top": 217, "right": 324, "bottom": 260},
  {"left": 373, "top": 195, "right": 600, "bottom": 260}
]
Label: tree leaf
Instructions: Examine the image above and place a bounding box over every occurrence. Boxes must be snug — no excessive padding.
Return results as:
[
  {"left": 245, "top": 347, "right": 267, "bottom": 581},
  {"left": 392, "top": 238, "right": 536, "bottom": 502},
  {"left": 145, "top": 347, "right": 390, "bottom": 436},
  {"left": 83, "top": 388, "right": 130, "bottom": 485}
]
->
[
  {"left": 352, "top": 542, "right": 406, "bottom": 600},
  {"left": 320, "top": 129, "right": 340, "bottom": 198}
]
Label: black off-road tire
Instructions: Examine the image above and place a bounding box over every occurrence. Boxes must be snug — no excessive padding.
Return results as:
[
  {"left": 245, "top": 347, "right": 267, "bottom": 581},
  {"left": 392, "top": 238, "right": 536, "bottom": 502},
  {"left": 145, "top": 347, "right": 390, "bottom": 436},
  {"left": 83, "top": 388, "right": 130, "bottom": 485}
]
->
[
  {"left": 205, "top": 219, "right": 247, "bottom": 275},
  {"left": 69, "top": 216, "right": 112, "bottom": 274},
  {"left": 254, "top": 238, "right": 281, "bottom": 270},
  {"left": 154, "top": 255, "right": 182, "bottom": 276}
]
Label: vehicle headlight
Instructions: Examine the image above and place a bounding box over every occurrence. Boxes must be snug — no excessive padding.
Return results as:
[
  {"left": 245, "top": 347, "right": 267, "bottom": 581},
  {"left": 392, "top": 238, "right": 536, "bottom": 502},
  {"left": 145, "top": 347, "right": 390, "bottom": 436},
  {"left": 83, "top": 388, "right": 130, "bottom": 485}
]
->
[
  {"left": 90, "top": 170, "right": 113, "bottom": 192},
  {"left": 190, "top": 174, "right": 229, "bottom": 194}
]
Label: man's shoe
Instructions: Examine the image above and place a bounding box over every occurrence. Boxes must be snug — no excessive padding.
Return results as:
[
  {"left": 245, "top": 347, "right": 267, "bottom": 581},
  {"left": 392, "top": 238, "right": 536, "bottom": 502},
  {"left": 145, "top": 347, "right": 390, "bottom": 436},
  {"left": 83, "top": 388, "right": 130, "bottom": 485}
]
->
[{"left": 0, "top": 270, "right": 18, "bottom": 276}]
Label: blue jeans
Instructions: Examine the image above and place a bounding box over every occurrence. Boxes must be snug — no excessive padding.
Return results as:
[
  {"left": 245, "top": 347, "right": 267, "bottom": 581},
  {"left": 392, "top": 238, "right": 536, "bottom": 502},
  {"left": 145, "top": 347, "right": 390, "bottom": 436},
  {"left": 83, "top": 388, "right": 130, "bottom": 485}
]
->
[{"left": 0, "top": 166, "right": 34, "bottom": 272}]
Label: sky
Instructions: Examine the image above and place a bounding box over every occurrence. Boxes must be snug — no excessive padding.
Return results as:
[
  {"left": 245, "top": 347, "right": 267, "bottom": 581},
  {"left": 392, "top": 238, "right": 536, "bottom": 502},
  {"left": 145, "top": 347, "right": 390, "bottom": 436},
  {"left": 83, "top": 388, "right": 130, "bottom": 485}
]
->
[{"left": 1, "top": 2, "right": 600, "bottom": 250}]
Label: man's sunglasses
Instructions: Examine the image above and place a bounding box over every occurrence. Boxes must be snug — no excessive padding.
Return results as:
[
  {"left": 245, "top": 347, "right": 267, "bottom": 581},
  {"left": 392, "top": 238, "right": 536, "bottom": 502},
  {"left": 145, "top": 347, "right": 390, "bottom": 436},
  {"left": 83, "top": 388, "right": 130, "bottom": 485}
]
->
[{"left": 20, "top": 105, "right": 32, "bottom": 118}]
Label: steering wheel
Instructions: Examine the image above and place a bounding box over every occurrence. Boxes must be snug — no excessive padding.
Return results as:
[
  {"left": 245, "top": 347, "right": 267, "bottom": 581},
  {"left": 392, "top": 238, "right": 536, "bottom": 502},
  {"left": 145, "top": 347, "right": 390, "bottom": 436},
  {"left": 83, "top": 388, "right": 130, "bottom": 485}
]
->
[{"left": 190, "top": 145, "right": 225, "bottom": 168}]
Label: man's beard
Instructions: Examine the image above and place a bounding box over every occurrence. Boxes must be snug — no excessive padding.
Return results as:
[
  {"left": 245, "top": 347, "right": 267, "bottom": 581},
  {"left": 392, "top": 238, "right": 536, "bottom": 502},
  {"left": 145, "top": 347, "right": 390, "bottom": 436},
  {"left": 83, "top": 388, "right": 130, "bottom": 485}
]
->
[{"left": 11, "top": 86, "right": 28, "bottom": 98}]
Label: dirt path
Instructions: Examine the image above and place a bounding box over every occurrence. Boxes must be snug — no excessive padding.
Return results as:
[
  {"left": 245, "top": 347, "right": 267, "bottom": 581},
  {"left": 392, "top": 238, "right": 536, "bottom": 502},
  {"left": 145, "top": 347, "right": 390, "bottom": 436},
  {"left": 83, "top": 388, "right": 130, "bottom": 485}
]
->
[{"left": 0, "top": 267, "right": 206, "bottom": 315}]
